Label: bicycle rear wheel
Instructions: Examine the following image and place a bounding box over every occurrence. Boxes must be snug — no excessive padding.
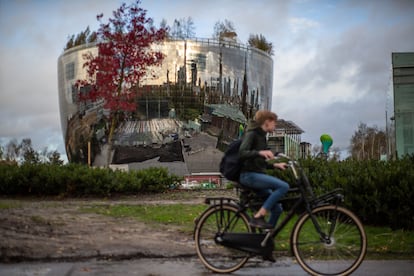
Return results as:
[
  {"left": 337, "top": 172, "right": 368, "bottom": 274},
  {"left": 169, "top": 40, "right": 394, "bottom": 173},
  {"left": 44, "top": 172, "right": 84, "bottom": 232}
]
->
[
  {"left": 194, "top": 204, "right": 251, "bottom": 273},
  {"left": 292, "top": 205, "right": 367, "bottom": 276}
]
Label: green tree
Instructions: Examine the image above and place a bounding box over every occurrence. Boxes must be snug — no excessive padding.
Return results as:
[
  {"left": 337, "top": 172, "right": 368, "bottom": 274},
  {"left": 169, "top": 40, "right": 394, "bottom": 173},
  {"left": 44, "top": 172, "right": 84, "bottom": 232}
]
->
[
  {"left": 65, "top": 35, "right": 75, "bottom": 50},
  {"left": 2, "top": 138, "right": 64, "bottom": 165},
  {"left": 47, "top": 150, "right": 64, "bottom": 165},
  {"left": 65, "top": 26, "right": 98, "bottom": 50},
  {"left": 248, "top": 34, "right": 274, "bottom": 55},
  {"left": 22, "top": 147, "right": 40, "bottom": 164},
  {"left": 87, "top": 31, "right": 97, "bottom": 43},
  {"left": 40, "top": 146, "right": 64, "bottom": 165},
  {"left": 19, "top": 138, "right": 40, "bottom": 164}
]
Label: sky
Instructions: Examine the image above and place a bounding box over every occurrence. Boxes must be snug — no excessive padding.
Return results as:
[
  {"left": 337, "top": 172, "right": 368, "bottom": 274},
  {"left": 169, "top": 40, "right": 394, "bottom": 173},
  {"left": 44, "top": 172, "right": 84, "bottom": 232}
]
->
[{"left": 0, "top": 0, "right": 413, "bottom": 160}]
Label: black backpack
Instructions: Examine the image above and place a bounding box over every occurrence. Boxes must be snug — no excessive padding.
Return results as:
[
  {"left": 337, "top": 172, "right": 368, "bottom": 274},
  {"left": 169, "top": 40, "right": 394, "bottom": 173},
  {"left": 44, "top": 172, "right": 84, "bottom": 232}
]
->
[{"left": 220, "top": 139, "right": 243, "bottom": 181}]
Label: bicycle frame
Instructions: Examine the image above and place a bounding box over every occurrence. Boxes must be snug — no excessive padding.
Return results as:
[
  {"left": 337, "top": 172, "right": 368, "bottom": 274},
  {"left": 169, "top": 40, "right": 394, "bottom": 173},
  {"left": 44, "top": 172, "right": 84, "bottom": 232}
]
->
[
  {"left": 197, "top": 157, "right": 346, "bottom": 255},
  {"left": 262, "top": 159, "right": 345, "bottom": 246},
  {"left": 261, "top": 187, "right": 344, "bottom": 248},
  {"left": 195, "top": 156, "right": 367, "bottom": 276}
]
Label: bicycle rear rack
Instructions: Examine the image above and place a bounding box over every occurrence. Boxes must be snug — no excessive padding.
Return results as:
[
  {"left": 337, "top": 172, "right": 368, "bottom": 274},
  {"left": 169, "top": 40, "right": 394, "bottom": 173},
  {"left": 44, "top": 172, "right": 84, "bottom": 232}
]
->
[{"left": 204, "top": 197, "right": 238, "bottom": 206}]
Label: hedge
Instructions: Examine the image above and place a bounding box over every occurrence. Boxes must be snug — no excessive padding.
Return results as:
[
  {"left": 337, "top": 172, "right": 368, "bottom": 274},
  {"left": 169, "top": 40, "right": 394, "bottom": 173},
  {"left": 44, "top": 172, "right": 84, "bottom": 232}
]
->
[
  {"left": 1, "top": 158, "right": 413, "bottom": 230},
  {"left": 0, "top": 163, "right": 180, "bottom": 196},
  {"left": 270, "top": 157, "right": 414, "bottom": 230}
]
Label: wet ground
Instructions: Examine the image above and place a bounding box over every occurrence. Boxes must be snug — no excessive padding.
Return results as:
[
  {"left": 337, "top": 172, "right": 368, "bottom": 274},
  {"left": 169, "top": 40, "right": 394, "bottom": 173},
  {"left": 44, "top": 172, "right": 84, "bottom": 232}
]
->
[
  {"left": 1, "top": 258, "right": 414, "bottom": 276},
  {"left": 0, "top": 190, "right": 234, "bottom": 262},
  {"left": 1, "top": 191, "right": 413, "bottom": 275}
]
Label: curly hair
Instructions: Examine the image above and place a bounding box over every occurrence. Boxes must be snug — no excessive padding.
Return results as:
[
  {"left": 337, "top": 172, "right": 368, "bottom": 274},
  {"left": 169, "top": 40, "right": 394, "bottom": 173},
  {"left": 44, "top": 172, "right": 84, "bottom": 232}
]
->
[{"left": 254, "top": 110, "right": 278, "bottom": 125}]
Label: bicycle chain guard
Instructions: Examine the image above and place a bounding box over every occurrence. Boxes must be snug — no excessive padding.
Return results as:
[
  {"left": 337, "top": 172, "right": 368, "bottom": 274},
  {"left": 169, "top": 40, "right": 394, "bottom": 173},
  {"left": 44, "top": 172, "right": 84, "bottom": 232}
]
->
[{"left": 215, "top": 232, "right": 274, "bottom": 257}]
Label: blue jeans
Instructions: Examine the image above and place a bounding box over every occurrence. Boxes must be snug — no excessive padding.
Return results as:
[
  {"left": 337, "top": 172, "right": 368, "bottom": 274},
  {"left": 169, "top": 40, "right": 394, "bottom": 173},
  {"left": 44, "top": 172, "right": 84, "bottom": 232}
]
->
[{"left": 240, "top": 172, "right": 289, "bottom": 227}]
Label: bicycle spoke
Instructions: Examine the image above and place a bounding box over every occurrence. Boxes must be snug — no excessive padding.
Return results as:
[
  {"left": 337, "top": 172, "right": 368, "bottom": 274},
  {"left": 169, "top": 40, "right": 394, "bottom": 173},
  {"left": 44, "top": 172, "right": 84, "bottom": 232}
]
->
[
  {"left": 195, "top": 205, "right": 251, "bottom": 274},
  {"left": 293, "top": 206, "right": 366, "bottom": 275}
]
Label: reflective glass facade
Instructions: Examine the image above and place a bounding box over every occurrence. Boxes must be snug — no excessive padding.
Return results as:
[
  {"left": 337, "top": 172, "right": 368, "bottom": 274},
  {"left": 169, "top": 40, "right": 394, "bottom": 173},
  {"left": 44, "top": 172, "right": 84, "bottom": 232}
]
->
[
  {"left": 148, "top": 38, "right": 273, "bottom": 111},
  {"left": 58, "top": 39, "right": 273, "bottom": 164},
  {"left": 392, "top": 52, "right": 414, "bottom": 158}
]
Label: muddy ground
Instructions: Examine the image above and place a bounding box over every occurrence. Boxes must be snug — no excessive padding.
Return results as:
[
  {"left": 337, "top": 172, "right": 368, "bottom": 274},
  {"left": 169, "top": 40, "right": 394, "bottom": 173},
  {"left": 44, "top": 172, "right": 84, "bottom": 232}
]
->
[{"left": 0, "top": 190, "right": 236, "bottom": 263}]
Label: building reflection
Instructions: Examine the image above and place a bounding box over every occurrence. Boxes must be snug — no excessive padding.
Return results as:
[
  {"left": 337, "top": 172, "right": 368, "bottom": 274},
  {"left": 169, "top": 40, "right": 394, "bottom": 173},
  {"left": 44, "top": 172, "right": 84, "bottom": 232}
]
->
[{"left": 58, "top": 38, "right": 282, "bottom": 167}]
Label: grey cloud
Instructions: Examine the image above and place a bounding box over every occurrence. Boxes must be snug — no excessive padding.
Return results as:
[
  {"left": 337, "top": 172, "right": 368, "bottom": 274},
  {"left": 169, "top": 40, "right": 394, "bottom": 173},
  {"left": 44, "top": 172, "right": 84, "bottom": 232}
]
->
[
  {"left": 274, "top": 1, "right": 413, "bottom": 152},
  {"left": 1, "top": 0, "right": 413, "bottom": 159},
  {"left": 142, "top": 0, "right": 291, "bottom": 42},
  {"left": 284, "top": 93, "right": 387, "bottom": 151},
  {"left": 345, "top": 0, "right": 414, "bottom": 19},
  {"left": 292, "top": 0, "right": 414, "bottom": 89}
]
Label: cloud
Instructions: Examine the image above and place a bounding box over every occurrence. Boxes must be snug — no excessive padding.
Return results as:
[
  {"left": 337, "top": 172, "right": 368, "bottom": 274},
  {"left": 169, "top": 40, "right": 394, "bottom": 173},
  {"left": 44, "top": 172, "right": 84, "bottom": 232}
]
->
[
  {"left": 0, "top": 0, "right": 292, "bottom": 157},
  {"left": 142, "top": 0, "right": 292, "bottom": 42},
  {"left": 272, "top": 0, "right": 414, "bottom": 151},
  {"left": 0, "top": 0, "right": 121, "bottom": 156},
  {"left": 1, "top": 0, "right": 413, "bottom": 159},
  {"left": 289, "top": 17, "right": 320, "bottom": 34}
]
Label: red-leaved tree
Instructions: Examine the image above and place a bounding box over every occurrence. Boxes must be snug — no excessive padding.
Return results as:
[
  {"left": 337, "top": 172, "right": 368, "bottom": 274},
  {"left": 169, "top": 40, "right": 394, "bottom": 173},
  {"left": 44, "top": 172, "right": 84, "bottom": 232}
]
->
[{"left": 76, "top": 0, "right": 167, "bottom": 165}]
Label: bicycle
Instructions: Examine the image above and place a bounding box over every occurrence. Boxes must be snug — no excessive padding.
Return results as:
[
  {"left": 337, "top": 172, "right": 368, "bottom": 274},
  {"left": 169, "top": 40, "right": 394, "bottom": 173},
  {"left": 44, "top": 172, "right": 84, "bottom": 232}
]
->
[{"left": 194, "top": 154, "right": 367, "bottom": 275}]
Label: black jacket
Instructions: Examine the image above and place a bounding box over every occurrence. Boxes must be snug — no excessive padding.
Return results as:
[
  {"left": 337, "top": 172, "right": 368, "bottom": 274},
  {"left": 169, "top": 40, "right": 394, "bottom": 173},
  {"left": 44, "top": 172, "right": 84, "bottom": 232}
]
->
[{"left": 239, "top": 121, "right": 273, "bottom": 174}]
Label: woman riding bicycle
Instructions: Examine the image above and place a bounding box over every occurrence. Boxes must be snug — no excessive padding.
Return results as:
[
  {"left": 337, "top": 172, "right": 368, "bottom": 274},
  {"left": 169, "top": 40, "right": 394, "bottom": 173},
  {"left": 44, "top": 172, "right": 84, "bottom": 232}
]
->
[{"left": 239, "top": 110, "right": 289, "bottom": 229}]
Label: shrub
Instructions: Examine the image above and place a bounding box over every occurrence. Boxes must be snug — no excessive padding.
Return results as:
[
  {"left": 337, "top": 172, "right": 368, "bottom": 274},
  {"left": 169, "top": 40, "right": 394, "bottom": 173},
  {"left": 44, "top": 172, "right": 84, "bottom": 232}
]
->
[
  {"left": 1, "top": 158, "right": 413, "bottom": 230},
  {"left": 0, "top": 163, "right": 179, "bottom": 197},
  {"left": 268, "top": 157, "right": 414, "bottom": 230}
]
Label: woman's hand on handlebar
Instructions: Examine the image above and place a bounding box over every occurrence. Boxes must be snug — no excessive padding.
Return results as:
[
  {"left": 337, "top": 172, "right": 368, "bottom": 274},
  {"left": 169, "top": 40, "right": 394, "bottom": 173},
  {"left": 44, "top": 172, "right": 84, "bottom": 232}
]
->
[
  {"left": 259, "top": 150, "right": 275, "bottom": 160},
  {"left": 274, "top": 162, "right": 288, "bottom": 170}
]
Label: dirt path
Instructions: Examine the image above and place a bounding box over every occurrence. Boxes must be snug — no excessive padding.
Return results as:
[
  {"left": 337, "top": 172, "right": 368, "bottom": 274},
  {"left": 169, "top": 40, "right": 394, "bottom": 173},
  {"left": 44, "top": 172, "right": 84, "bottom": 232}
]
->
[{"left": 0, "top": 190, "right": 237, "bottom": 263}]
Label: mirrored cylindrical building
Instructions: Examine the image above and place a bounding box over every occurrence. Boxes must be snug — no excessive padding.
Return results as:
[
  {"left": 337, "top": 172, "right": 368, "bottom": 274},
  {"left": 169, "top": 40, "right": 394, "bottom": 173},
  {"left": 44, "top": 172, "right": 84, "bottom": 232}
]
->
[{"left": 58, "top": 38, "right": 273, "bottom": 164}]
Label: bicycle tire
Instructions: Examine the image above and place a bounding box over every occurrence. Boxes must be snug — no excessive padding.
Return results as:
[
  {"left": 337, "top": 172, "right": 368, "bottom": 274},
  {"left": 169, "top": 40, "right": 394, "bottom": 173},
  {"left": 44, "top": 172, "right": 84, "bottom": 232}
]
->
[
  {"left": 292, "top": 205, "right": 367, "bottom": 276},
  {"left": 194, "top": 204, "right": 252, "bottom": 273}
]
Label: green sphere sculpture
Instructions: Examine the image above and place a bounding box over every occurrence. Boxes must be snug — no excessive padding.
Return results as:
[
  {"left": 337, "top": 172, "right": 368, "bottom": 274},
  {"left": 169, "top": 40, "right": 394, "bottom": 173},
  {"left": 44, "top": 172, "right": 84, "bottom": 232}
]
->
[{"left": 320, "top": 134, "right": 333, "bottom": 154}]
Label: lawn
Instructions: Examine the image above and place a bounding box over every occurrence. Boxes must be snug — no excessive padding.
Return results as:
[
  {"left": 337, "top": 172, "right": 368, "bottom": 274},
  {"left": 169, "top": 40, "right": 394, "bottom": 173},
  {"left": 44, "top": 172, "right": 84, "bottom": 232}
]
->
[
  {"left": 82, "top": 203, "right": 414, "bottom": 259},
  {"left": 0, "top": 200, "right": 22, "bottom": 209},
  {"left": 81, "top": 204, "right": 207, "bottom": 233}
]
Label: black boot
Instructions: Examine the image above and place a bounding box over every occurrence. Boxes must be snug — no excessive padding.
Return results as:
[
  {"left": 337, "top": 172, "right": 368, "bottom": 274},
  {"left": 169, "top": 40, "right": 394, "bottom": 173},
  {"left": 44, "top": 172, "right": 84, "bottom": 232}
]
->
[{"left": 249, "top": 216, "right": 273, "bottom": 229}]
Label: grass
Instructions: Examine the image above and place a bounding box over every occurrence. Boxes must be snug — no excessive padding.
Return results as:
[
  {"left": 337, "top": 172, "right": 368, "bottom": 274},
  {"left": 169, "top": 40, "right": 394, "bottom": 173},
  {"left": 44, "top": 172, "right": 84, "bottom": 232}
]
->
[
  {"left": 272, "top": 216, "right": 414, "bottom": 259},
  {"left": 82, "top": 203, "right": 414, "bottom": 259},
  {"left": 81, "top": 204, "right": 207, "bottom": 233},
  {"left": 0, "top": 200, "right": 22, "bottom": 209},
  {"left": 365, "top": 225, "right": 414, "bottom": 258}
]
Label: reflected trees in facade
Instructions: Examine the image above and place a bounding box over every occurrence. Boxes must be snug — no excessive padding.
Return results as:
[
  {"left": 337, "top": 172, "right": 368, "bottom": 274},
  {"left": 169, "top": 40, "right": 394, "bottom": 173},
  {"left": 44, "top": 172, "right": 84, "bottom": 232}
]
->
[{"left": 57, "top": 38, "right": 274, "bottom": 163}]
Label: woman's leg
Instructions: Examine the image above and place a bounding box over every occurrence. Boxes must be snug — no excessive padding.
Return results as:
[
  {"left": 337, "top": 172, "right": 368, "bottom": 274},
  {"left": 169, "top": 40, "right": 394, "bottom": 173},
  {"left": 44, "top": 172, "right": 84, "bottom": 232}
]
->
[
  {"left": 259, "top": 176, "right": 289, "bottom": 215},
  {"left": 255, "top": 187, "right": 283, "bottom": 226},
  {"left": 269, "top": 203, "right": 283, "bottom": 227},
  {"left": 240, "top": 172, "right": 289, "bottom": 227}
]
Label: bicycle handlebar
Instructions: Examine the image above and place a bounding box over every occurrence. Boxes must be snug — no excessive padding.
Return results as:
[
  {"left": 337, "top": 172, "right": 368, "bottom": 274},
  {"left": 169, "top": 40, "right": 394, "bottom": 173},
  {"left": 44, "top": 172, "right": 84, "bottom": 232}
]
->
[
  {"left": 272, "top": 153, "right": 302, "bottom": 180},
  {"left": 276, "top": 153, "right": 291, "bottom": 160}
]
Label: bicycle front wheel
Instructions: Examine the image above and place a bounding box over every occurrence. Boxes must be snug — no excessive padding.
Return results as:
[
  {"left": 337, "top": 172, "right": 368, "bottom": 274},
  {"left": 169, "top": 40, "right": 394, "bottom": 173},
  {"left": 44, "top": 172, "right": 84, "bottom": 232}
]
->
[
  {"left": 292, "top": 205, "right": 367, "bottom": 276},
  {"left": 194, "top": 204, "right": 251, "bottom": 274}
]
